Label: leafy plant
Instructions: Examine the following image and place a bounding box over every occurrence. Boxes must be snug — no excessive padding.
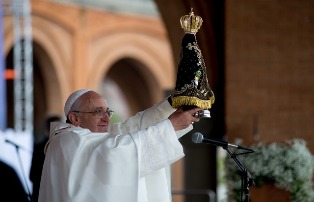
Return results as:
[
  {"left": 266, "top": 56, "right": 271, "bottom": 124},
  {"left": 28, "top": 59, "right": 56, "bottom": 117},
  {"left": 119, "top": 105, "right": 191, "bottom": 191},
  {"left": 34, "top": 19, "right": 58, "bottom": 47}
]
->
[{"left": 225, "top": 139, "right": 314, "bottom": 202}]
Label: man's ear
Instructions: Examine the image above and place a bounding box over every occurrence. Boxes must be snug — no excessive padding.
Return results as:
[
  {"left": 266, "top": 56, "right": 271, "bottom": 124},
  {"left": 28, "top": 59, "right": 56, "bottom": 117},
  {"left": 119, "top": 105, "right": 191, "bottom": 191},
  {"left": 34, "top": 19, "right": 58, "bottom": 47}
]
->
[{"left": 68, "top": 112, "right": 80, "bottom": 126}]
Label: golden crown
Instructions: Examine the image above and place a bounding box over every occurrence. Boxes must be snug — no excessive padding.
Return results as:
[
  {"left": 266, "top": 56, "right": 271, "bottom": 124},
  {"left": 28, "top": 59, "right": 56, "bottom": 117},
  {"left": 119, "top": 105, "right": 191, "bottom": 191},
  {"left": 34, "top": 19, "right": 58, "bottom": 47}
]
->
[{"left": 180, "top": 8, "right": 203, "bottom": 34}]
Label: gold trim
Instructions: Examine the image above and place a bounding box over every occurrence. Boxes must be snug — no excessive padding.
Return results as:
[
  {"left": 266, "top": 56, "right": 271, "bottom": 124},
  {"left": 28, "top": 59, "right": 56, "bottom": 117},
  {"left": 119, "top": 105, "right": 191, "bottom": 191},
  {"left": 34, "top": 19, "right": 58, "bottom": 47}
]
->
[{"left": 172, "top": 95, "right": 215, "bottom": 109}]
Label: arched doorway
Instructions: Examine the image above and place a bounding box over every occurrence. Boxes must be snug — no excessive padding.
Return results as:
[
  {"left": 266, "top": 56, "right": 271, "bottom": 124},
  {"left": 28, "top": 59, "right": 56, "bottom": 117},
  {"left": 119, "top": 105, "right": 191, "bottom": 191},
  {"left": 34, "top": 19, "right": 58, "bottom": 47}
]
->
[{"left": 99, "top": 57, "right": 160, "bottom": 122}]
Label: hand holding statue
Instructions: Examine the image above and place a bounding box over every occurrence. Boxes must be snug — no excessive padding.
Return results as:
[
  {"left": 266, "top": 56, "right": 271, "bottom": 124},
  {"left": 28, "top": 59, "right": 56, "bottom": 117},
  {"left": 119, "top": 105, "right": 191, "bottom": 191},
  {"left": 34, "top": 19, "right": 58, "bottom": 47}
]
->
[{"left": 168, "top": 107, "right": 201, "bottom": 131}]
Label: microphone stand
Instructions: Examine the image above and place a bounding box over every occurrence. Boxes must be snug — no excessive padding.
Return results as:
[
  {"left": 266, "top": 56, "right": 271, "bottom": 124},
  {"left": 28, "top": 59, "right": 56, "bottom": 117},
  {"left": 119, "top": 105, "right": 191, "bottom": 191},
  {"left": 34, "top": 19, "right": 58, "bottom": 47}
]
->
[
  {"left": 223, "top": 146, "right": 255, "bottom": 202},
  {"left": 7, "top": 140, "right": 33, "bottom": 202}
]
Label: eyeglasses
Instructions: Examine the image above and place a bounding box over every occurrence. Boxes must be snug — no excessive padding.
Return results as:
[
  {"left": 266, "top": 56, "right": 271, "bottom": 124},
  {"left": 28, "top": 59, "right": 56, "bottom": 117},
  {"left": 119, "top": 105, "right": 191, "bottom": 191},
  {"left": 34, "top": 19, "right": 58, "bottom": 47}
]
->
[{"left": 72, "top": 108, "right": 114, "bottom": 118}]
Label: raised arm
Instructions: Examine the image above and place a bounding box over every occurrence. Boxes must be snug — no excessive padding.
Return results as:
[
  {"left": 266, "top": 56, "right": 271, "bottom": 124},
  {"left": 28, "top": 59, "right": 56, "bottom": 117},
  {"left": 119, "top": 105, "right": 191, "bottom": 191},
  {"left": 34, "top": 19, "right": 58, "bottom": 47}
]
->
[{"left": 109, "top": 98, "right": 175, "bottom": 135}]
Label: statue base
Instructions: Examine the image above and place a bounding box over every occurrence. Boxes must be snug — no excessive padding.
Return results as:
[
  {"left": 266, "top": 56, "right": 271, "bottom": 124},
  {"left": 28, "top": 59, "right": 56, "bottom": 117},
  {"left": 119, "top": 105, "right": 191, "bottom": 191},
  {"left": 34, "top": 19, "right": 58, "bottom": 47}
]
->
[{"left": 182, "top": 105, "right": 211, "bottom": 118}]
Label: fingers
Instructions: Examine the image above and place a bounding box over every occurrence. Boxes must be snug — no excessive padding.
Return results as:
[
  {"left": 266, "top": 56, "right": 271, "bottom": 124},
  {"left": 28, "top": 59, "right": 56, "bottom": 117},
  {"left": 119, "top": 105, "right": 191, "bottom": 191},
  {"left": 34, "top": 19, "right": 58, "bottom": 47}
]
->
[
  {"left": 191, "top": 116, "right": 200, "bottom": 123},
  {"left": 186, "top": 107, "right": 202, "bottom": 121},
  {"left": 183, "top": 107, "right": 201, "bottom": 124},
  {"left": 169, "top": 107, "right": 203, "bottom": 131}
]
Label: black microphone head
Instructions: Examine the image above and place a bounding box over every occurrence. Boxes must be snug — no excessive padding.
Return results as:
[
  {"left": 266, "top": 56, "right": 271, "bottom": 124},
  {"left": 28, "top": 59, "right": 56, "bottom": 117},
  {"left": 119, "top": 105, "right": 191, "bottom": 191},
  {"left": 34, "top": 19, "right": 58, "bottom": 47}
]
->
[{"left": 192, "top": 132, "right": 203, "bottom": 143}]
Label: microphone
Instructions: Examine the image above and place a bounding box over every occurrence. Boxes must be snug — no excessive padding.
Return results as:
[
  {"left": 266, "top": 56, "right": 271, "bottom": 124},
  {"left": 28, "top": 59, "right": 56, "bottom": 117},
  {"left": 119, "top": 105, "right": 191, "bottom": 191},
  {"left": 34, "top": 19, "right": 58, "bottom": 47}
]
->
[{"left": 192, "top": 132, "right": 252, "bottom": 151}]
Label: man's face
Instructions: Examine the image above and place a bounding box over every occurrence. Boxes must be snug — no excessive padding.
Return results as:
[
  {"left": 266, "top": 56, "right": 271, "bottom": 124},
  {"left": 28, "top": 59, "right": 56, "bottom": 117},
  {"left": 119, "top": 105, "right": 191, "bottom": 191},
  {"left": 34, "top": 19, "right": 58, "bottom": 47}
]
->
[{"left": 76, "top": 93, "right": 110, "bottom": 133}]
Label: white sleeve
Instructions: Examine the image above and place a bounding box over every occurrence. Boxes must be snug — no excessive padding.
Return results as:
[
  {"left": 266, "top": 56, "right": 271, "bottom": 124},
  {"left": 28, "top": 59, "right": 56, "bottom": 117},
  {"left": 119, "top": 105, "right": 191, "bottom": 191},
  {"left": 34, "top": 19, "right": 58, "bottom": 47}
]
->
[
  {"left": 109, "top": 98, "right": 175, "bottom": 135},
  {"left": 130, "top": 119, "right": 185, "bottom": 178}
]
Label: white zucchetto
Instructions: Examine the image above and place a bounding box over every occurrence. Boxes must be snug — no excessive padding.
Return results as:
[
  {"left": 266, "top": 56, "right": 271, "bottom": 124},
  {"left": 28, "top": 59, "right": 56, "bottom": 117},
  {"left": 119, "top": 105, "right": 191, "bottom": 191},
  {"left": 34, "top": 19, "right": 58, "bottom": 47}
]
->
[{"left": 64, "top": 89, "right": 92, "bottom": 117}]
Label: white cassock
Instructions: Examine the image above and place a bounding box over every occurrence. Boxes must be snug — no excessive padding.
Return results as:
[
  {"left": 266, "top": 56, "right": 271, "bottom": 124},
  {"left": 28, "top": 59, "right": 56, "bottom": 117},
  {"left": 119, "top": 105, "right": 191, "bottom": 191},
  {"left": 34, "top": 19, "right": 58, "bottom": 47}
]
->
[{"left": 38, "top": 99, "right": 193, "bottom": 202}]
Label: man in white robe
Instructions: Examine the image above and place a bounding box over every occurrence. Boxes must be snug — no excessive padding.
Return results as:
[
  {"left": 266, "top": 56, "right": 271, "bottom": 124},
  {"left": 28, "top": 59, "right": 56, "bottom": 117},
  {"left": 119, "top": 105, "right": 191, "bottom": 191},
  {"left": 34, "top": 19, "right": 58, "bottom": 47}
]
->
[{"left": 39, "top": 89, "right": 201, "bottom": 202}]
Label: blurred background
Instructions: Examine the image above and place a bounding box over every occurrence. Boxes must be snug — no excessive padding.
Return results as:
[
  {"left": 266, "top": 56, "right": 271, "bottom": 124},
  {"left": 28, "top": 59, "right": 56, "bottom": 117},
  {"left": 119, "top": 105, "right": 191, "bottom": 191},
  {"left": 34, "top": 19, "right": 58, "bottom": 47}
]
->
[{"left": 0, "top": 0, "right": 313, "bottom": 202}]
